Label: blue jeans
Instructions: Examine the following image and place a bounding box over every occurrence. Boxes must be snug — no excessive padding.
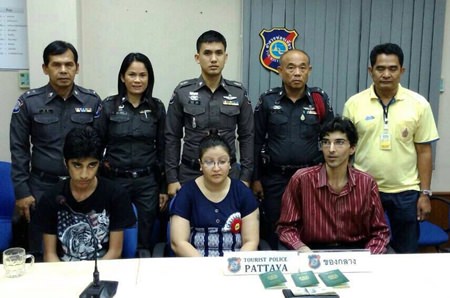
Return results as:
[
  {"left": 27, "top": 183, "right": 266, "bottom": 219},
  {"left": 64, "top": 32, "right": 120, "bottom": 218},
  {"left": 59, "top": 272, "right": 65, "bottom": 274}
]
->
[{"left": 381, "top": 190, "right": 420, "bottom": 253}]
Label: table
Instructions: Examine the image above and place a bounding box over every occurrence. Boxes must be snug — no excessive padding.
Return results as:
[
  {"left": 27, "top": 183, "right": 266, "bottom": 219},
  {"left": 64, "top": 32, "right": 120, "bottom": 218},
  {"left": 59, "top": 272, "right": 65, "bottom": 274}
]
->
[{"left": 1, "top": 253, "right": 449, "bottom": 297}]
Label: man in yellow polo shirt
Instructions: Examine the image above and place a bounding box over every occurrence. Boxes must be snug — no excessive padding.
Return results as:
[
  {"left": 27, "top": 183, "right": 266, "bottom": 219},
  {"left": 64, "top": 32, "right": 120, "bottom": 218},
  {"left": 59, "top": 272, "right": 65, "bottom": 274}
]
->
[{"left": 343, "top": 43, "right": 439, "bottom": 253}]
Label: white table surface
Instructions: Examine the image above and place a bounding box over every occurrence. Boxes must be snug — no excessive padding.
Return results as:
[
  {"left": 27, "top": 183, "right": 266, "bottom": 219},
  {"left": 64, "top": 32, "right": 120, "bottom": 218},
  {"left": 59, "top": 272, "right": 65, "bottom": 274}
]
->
[{"left": 1, "top": 253, "right": 449, "bottom": 298}]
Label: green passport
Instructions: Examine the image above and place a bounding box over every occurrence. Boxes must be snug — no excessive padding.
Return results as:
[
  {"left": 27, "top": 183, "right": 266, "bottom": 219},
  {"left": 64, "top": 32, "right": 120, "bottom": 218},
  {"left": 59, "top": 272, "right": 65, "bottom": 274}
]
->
[
  {"left": 259, "top": 270, "right": 287, "bottom": 289},
  {"left": 291, "top": 271, "right": 319, "bottom": 287},
  {"left": 318, "top": 269, "right": 349, "bottom": 287}
]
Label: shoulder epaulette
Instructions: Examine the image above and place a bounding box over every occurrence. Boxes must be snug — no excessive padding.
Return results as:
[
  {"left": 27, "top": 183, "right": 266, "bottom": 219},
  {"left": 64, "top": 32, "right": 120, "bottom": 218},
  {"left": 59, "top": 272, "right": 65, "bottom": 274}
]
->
[
  {"left": 263, "top": 87, "right": 282, "bottom": 96},
  {"left": 153, "top": 97, "right": 163, "bottom": 104},
  {"left": 103, "top": 95, "right": 117, "bottom": 103},
  {"left": 176, "top": 78, "right": 197, "bottom": 89},
  {"left": 21, "top": 87, "right": 45, "bottom": 99},
  {"left": 76, "top": 85, "right": 99, "bottom": 96},
  {"left": 223, "top": 79, "right": 244, "bottom": 89}
]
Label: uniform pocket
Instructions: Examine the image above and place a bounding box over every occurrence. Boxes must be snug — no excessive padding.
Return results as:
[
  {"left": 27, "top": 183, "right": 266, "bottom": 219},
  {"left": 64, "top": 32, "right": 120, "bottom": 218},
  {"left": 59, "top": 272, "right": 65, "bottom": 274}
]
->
[
  {"left": 32, "top": 114, "right": 59, "bottom": 142},
  {"left": 219, "top": 105, "right": 240, "bottom": 129},
  {"left": 184, "top": 105, "right": 207, "bottom": 129},
  {"left": 71, "top": 113, "right": 94, "bottom": 125},
  {"left": 138, "top": 115, "right": 157, "bottom": 138},
  {"left": 109, "top": 114, "right": 130, "bottom": 137},
  {"left": 268, "top": 113, "right": 288, "bottom": 139},
  {"left": 300, "top": 114, "right": 321, "bottom": 139}
]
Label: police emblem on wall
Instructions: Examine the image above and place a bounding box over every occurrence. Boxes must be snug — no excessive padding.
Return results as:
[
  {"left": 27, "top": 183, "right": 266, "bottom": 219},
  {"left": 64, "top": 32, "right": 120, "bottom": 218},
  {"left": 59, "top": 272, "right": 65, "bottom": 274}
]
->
[{"left": 259, "top": 27, "right": 298, "bottom": 73}]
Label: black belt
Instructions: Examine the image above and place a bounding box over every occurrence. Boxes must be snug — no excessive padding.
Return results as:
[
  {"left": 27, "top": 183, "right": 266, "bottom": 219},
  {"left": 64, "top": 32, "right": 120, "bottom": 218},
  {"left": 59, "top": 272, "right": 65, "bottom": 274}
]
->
[
  {"left": 110, "top": 167, "right": 153, "bottom": 179},
  {"left": 181, "top": 156, "right": 237, "bottom": 171},
  {"left": 267, "top": 164, "right": 310, "bottom": 176},
  {"left": 31, "top": 168, "right": 69, "bottom": 183}
]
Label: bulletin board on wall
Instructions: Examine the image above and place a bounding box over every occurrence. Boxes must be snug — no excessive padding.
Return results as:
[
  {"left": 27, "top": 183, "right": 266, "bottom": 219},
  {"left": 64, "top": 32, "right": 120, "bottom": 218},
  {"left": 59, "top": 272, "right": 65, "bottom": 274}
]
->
[{"left": 0, "top": 0, "right": 28, "bottom": 69}]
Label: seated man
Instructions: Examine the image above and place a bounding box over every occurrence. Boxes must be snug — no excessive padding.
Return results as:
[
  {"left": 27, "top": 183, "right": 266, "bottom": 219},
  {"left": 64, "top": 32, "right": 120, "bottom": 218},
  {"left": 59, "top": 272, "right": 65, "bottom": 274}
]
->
[
  {"left": 276, "top": 116, "right": 389, "bottom": 254},
  {"left": 33, "top": 126, "right": 136, "bottom": 261}
]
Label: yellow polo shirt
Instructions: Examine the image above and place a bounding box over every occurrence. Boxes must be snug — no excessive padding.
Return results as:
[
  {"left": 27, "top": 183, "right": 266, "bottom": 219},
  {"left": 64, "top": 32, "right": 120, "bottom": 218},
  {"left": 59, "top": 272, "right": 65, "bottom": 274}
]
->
[{"left": 343, "top": 84, "right": 439, "bottom": 193}]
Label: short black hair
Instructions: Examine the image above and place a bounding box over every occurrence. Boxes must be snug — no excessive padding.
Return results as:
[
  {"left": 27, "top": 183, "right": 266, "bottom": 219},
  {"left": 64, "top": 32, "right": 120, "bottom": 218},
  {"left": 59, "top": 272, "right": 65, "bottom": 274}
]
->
[
  {"left": 196, "top": 30, "right": 227, "bottom": 53},
  {"left": 198, "top": 129, "right": 231, "bottom": 160},
  {"left": 320, "top": 116, "right": 359, "bottom": 147},
  {"left": 63, "top": 126, "right": 103, "bottom": 162},
  {"left": 43, "top": 40, "right": 78, "bottom": 66},
  {"left": 370, "top": 43, "right": 404, "bottom": 67}
]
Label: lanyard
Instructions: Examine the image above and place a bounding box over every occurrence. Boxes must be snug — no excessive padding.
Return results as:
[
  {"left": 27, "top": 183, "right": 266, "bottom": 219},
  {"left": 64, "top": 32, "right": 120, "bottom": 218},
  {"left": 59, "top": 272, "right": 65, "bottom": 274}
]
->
[{"left": 379, "top": 98, "right": 395, "bottom": 128}]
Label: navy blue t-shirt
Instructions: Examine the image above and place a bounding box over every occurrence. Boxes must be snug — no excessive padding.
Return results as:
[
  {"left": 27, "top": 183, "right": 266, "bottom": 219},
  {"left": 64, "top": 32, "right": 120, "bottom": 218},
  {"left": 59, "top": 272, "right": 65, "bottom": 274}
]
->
[{"left": 170, "top": 178, "right": 258, "bottom": 256}]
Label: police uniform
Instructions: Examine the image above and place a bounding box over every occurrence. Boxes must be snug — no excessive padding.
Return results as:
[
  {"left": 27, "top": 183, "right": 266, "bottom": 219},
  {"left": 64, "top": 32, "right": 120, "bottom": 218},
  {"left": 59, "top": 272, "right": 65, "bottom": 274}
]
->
[
  {"left": 98, "top": 95, "right": 166, "bottom": 249},
  {"left": 165, "top": 76, "right": 254, "bottom": 184},
  {"left": 254, "top": 85, "right": 334, "bottom": 248},
  {"left": 10, "top": 83, "right": 102, "bottom": 254}
]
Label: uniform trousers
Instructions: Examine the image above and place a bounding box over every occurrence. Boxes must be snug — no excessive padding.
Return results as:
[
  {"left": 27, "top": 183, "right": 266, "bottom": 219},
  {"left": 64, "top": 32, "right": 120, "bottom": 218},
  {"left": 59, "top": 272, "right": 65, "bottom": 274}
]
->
[
  {"left": 260, "top": 172, "right": 291, "bottom": 249},
  {"left": 112, "top": 174, "right": 159, "bottom": 250},
  {"left": 13, "top": 172, "right": 57, "bottom": 260}
]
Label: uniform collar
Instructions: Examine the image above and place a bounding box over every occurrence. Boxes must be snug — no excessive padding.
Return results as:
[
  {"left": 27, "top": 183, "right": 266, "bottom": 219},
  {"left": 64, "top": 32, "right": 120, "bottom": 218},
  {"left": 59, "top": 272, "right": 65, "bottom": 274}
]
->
[
  {"left": 195, "top": 76, "right": 228, "bottom": 92},
  {"left": 44, "top": 83, "right": 84, "bottom": 104},
  {"left": 121, "top": 96, "right": 150, "bottom": 107},
  {"left": 278, "top": 84, "right": 313, "bottom": 105}
]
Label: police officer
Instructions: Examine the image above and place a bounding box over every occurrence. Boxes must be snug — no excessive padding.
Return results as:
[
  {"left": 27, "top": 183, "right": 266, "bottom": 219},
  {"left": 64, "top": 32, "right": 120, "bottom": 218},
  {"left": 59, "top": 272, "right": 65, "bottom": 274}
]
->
[
  {"left": 165, "top": 30, "right": 254, "bottom": 196},
  {"left": 98, "top": 53, "right": 167, "bottom": 250},
  {"left": 10, "top": 40, "right": 102, "bottom": 257},
  {"left": 253, "top": 49, "right": 334, "bottom": 249}
]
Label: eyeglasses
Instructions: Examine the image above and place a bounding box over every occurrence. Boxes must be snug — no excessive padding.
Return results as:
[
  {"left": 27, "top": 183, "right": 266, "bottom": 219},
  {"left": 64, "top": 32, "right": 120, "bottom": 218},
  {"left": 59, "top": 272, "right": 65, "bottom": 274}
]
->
[
  {"left": 201, "top": 159, "right": 230, "bottom": 168},
  {"left": 320, "top": 139, "right": 349, "bottom": 149}
]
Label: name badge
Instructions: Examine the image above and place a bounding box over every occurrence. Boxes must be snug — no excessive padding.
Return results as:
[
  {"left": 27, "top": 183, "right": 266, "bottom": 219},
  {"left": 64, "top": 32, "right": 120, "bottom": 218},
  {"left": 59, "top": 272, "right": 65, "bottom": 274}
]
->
[
  {"left": 223, "top": 100, "right": 239, "bottom": 106},
  {"left": 223, "top": 251, "right": 298, "bottom": 275},
  {"left": 298, "top": 250, "right": 371, "bottom": 273}
]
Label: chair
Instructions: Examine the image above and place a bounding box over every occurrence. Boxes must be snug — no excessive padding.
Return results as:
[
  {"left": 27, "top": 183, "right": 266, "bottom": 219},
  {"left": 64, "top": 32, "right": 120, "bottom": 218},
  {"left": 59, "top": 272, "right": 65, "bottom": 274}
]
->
[
  {"left": 0, "top": 161, "right": 15, "bottom": 252},
  {"left": 418, "top": 196, "right": 450, "bottom": 252},
  {"left": 384, "top": 196, "right": 450, "bottom": 252},
  {"left": 122, "top": 204, "right": 151, "bottom": 258}
]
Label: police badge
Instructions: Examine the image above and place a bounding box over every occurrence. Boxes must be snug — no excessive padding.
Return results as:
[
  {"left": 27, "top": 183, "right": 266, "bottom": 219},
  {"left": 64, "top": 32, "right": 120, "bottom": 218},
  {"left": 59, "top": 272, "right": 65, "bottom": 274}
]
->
[
  {"left": 227, "top": 257, "right": 241, "bottom": 273},
  {"left": 259, "top": 27, "right": 298, "bottom": 73},
  {"left": 308, "top": 254, "right": 321, "bottom": 269}
]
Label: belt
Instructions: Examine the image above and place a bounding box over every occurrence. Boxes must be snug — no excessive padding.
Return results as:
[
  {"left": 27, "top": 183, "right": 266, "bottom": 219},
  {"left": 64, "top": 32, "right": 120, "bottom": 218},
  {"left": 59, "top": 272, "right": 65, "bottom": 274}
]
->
[
  {"left": 110, "top": 166, "right": 152, "bottom": 179},
  {"left": 267, "top": 164, "right": 310, "bottom": 176},
  {"left": 31, "top": 168, "right": 69, "bottom": 183},
  {"left": 181, "top": 156, "right": 237, "bottom": 171}
]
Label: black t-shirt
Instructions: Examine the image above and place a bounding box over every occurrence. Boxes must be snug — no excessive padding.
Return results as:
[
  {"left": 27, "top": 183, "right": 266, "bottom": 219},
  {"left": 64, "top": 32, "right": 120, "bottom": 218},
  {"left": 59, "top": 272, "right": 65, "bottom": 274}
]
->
[{"left": 34, "top": 177, "right": 136, "bottom": 261}]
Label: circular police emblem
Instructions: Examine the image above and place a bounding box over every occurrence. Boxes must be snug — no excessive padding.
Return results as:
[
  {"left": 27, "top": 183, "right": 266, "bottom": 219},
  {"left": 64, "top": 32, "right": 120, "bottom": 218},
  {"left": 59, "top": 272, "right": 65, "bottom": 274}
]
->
[{"left": 269, "top": 40, "right": 288, "bottom": 60}]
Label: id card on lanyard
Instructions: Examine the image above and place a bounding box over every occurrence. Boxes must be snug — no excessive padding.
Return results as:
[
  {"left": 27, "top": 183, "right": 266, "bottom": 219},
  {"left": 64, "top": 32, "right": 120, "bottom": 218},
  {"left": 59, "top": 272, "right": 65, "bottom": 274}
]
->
[{"left": 380, "top": 98, "right": 395, "bottom": 150}]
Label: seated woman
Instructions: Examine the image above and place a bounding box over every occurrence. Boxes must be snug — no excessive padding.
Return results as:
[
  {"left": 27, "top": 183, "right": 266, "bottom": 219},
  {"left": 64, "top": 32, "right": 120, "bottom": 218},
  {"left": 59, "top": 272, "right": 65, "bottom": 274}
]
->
[
  {"left": 33, "top": 126, "right": 136, "bottom": 261},
  {"left": 170, "top": 130, "right": 259, "bottom": 257}
]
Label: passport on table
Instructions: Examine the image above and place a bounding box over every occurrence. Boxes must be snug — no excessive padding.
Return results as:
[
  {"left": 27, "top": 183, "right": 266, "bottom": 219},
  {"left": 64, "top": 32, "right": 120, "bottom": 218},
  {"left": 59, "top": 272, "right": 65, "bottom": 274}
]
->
[
  {"left": 258, "top": 270, "right": 287, "bottom": 289},
  {"left": 291, "top": 271, "right": 319, "bottom": 287},
  {"left": 317, "top": 269, "right": 349, "bottom": 287}
]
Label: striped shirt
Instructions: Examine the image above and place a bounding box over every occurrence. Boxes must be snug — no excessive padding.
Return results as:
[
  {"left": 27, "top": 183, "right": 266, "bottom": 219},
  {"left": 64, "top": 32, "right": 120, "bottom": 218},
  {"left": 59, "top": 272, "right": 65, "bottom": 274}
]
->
[{"left": 277, "top": 164, "right": 389, "bottom": 254}]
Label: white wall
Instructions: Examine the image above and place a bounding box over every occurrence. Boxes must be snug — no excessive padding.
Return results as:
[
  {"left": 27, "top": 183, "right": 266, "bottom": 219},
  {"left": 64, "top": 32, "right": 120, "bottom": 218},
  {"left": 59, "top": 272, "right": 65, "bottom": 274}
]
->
[
  {"left": 432, "top": 1, "right": 450, "bottom": 192},
  {"left": 1, "top": 0, "right": 449, "bottom": 191}
]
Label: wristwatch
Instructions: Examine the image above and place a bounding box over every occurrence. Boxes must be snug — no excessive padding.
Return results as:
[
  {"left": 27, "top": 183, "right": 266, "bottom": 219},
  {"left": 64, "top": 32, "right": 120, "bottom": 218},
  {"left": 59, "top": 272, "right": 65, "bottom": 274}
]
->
[{"left": 421, "top": 189, "right": 432, "bottom": 197}]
